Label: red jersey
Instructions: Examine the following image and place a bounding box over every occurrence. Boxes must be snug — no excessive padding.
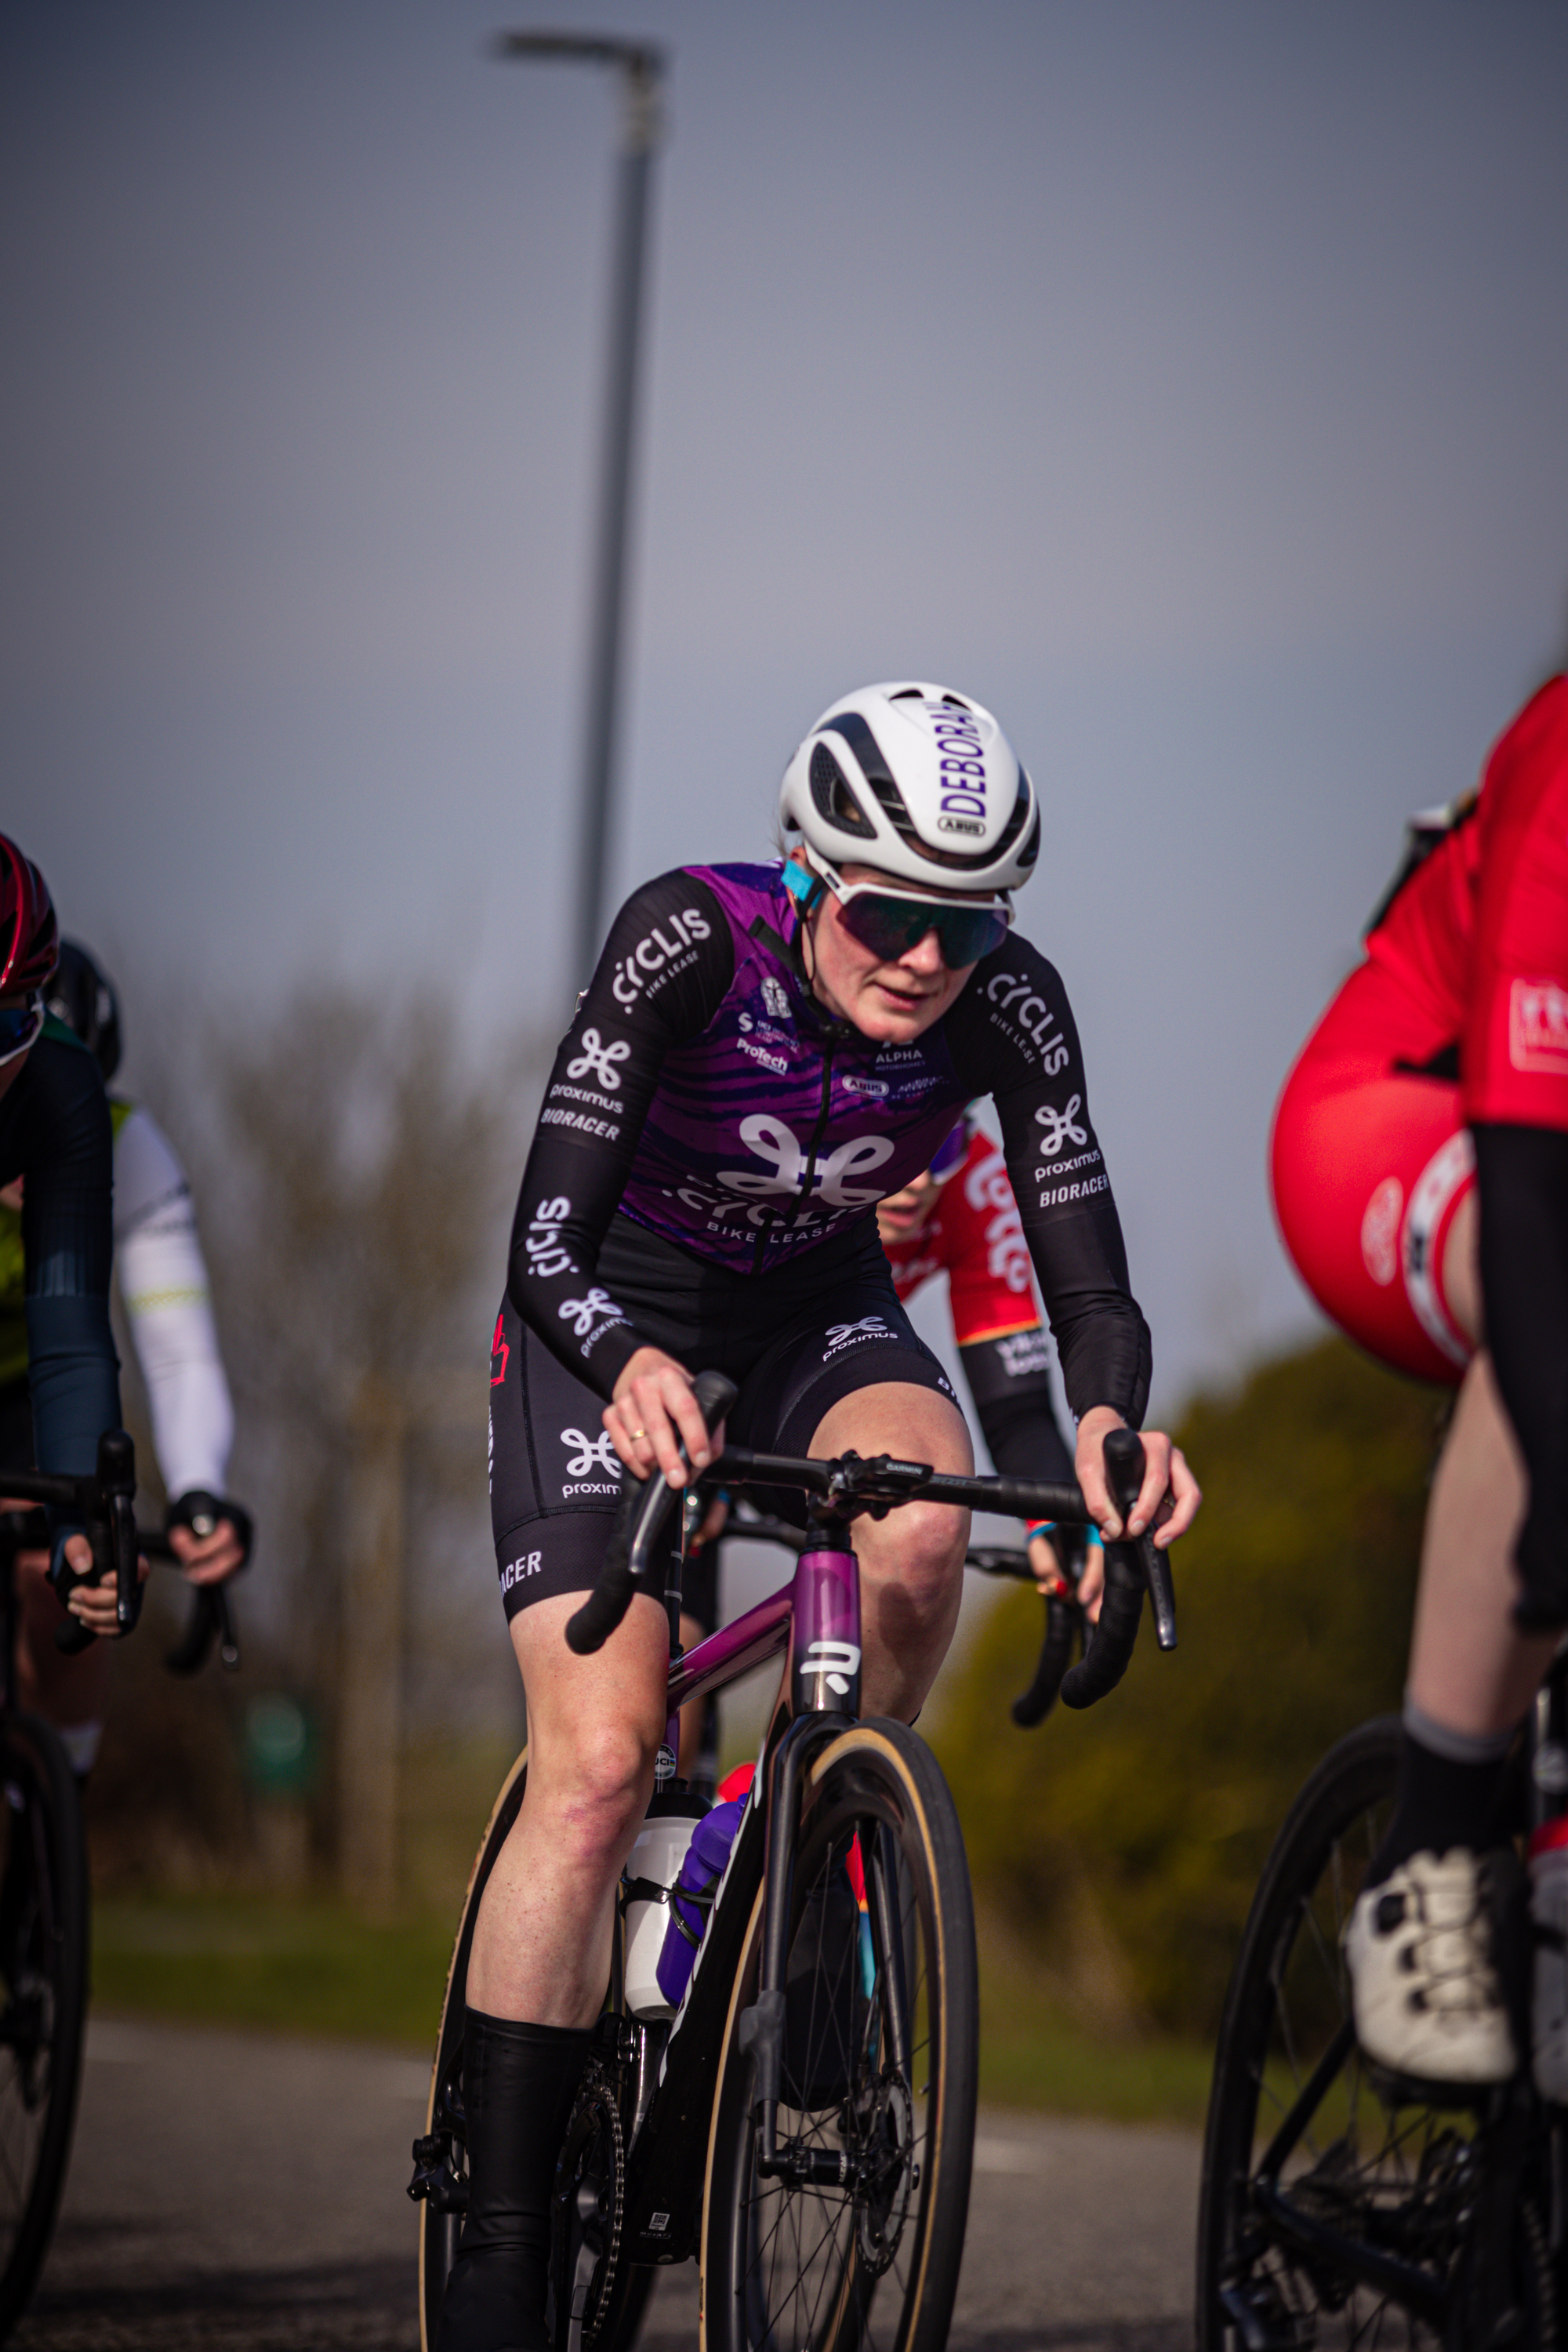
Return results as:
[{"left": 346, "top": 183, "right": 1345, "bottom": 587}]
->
[
  {"left": 881, "top": 1131, "right": 1043, "bottom": 1346},
  {"left": 1367, "top": 676, "right": 1568, "bottom": 1132}
]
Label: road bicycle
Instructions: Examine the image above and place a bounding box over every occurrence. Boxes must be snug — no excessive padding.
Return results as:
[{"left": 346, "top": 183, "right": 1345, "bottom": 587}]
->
[
  {"left": 412, "top": 1374, "right": 1178, "bottom": 2352},
  {"left": 1196, "top": 1646, "right": 1568, "bottom": 2352},
  {"left": 0, "top": 1431, "right": 239, "bottom": 2341}
]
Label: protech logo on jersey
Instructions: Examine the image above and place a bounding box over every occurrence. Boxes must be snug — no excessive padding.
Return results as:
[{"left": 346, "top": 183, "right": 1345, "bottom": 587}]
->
[
  {"left": 610, "top": 908, "right": 712, "bottom": 1010},
  {"left": 984, "top": 972, "right": 1071, "bottom": 1075},
  {"left": 1509, "top": 978, "right": 1568, "bottom": 1075},
  {"left": 738, "top": 1036, "right": 789, "bottom": 1075},
  {"left": 561, "top": 1425, "right": 621, "bottom": 1496}
]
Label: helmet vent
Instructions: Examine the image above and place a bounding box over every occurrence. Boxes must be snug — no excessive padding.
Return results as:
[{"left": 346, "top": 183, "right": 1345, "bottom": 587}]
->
[
  {"left": 809, "top": 743, "right": 876, "bottom": 838},
  {"left": 826, "top": 713, "right": 911, "bottom": 833}
]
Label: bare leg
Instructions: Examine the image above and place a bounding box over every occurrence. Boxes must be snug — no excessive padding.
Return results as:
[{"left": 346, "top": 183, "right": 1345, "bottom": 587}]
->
[
  {"left": 807, "top": 1382, "right": 973, "bottom": 1723},
  {"left": 1403, "top": 1191, "right": 1558, "bottom": 1733},
  {"left": 466, "top": 1589, "right": 670, "bottom": 2024}
]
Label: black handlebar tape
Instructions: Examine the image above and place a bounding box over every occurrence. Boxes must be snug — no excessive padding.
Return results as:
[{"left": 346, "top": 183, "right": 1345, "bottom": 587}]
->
[
  {"left": 565, "top": 1371, "right": 739, "bottom": 1657},
  {"left": 1060, "top": 1427, "right": 1147, "bottom": 1711},
  {"left": 1011, "top": 1596, "right": 1079, "bottom": 1729}
]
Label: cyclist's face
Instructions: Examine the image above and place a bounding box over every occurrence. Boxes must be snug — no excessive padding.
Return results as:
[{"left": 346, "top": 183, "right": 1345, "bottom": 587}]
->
[
  {"left": 808, "top": 867, "right": 975, "bottom": 1043},
  {"left": 877, "top": 1170, "right": 943, "bottom": 1244}
]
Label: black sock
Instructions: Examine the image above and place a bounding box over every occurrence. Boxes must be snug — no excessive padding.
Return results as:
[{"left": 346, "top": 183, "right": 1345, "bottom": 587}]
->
[
  {"left": 436, "top": 2010, "right": 592, "bottom": 2352},
  {"left": 1367, "top": 1724, "right": 1515, "bottom": 1886}
]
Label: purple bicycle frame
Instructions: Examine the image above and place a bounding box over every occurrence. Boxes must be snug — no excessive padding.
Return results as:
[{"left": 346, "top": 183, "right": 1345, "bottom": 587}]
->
[{"left": 662, "top": 1534, "right": 863, "bottom": 1757}]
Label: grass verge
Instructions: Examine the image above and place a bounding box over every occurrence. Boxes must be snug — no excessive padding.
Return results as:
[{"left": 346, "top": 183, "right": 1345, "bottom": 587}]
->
[{"left": 94, "top": 1891, "right": 1214, "bottom": 2127}]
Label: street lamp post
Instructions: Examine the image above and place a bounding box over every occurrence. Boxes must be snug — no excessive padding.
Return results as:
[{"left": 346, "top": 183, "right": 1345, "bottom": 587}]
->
[{"left": 495, "top": 32, "right": 667, "bottom": 987}]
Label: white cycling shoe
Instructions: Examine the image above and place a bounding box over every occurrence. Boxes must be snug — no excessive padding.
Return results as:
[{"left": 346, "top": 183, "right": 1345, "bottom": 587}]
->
[{"left": 1344, "top": 1847, "right": 1519, "bottom": 2084}]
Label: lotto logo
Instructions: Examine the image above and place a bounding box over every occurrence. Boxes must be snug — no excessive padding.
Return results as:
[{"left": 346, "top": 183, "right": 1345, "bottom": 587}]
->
[
  {"left": 1508, "top": 978, "right": 1568, "bottom": 1075},
  {"left": 1360, "top": 1178, "right": 1403, "bottom": 1288}
]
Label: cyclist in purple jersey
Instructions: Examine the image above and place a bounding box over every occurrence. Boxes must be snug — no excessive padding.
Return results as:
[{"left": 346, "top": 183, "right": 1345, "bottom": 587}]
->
[{"left": 443, "top": 684, "right": 1202, "bottom": 2352}]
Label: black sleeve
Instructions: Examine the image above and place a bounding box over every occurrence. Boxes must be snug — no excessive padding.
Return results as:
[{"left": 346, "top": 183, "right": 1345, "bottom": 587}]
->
[
  {"left": 942, "top": 940, "right": 1152, "bottom": 1425},
  {"left": 506, "top": 872, "right": 734, "bottom": 1398},
  {"left": 1472, "top": 1123, "right": 1568, "bottom": 1627},
  {"left": 13, "top": 1038, "right": 121, "bottom": 1478},
  {"left": 956, "top": 1327, "right": 1075, "bottom": 1486}
]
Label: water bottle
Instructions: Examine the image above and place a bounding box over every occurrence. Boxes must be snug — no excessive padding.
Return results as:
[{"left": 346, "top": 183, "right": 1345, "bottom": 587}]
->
[
  {"left": 1529, "top": 1816, "right": 1568, "bottom": 2100},
  {"left": 655, "top": 1796, "right": 747, "bottom": 2011},
  {"left": 621, "top": 1790, "right": 710, "bottom": 2019}
]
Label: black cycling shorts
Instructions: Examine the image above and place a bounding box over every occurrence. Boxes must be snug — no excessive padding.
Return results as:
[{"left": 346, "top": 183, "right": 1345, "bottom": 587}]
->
[{"left": 487, "top": 1214, "right": 955, "bottom": 1621}]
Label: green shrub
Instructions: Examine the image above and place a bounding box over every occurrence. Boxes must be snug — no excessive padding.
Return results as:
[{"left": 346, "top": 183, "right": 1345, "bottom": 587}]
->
[{"left": 934, "top": 1335, "right": 1444, "bottom": 2038}]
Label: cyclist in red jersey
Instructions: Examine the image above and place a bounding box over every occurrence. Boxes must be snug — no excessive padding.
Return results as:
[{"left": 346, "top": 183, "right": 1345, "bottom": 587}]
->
[
  {"left": 1271, "top": 674, "right": 1568, "bottom": 2082},
  {"left": 877, "top": 1110, "right": 1102, "bottom": 1602}
]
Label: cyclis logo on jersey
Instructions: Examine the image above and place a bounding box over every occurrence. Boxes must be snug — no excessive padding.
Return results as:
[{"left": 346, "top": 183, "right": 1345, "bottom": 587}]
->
[
  {"left": 610, "top": 908, "right": 711, "bottom": 1008},
  {"left": 984, "top": 972, "right": 1070, "bottom": 1075}
]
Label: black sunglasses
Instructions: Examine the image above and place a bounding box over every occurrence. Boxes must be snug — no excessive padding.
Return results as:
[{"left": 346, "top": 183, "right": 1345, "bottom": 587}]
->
[{"left": 833, "top": 888, "right": 1009, "bottom": 971}]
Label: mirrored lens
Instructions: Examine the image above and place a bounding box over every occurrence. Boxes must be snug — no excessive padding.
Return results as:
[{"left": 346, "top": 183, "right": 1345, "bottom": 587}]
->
[{"left": 838, "top": 894, "right": 1007, "bottom": 970}]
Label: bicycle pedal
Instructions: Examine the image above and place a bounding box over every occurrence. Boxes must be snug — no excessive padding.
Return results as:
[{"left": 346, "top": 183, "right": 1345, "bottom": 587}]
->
[{"left": 407, "top": 2133, "right": 468, "bottom": 2212}]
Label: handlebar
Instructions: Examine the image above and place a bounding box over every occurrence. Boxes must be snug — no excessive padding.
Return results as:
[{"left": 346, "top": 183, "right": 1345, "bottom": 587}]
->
[
  {"left": 565, "top": 1379, "right": 1179, "bottom": 1707},
  {"left": 0, "top": 1433, "right": 241, "bottom": 1674},
  {"left": 1058, "top": 1426, "right": 1176, "bottom": 1709},
  {"left": 564, "top": 1371, "right": 739, "bottom": 1657},
  {"left": 0, "top": 1428, "right": 142, "bottom": 1651}
]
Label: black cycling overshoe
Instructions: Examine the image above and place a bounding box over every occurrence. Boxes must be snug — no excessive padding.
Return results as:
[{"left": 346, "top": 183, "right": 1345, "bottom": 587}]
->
[
  {"left": 782, "top": 1860, "right": 866, "bottom": 2109},
  {"left": 435, "top": 2012, "right": 591, "bottom": 2352}
]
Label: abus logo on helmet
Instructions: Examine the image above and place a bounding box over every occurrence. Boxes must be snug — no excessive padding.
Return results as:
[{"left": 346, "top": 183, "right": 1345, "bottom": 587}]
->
[
  {"left": 930, "top": 704, "right": 987, "bottom": 823},
  {"left": 611, "top": 908, "right": 711, "bottom": 1008}
]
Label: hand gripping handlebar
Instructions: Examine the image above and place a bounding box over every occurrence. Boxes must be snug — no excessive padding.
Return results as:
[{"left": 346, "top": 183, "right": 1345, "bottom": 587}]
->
[
  {"left": 564, "top": 1371, "right": 739, "bottom": 1657},
  {"left": 1058, "top": 1426, "right": 1178, "bottom": 1709},
  {"left": 6, "top": 1427, "right": 145, "bottom": 1654}
]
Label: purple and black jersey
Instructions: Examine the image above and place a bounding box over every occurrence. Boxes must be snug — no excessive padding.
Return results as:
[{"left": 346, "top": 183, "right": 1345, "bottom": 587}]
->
[{"left": 506, "top": 862, "right": 1150, "bottom": 1423}]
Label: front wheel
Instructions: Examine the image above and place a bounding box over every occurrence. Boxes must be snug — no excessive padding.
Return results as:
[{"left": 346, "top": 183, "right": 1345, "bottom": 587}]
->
[
  {"left": 1196, "top": 1715, "right": 1555, "bottom": 2352},
  {"left": 0, "top": 1711, "right": 90, "bottom": 2336},
  {"left": 701, "top": 1719, "right": 978, "bottom": 2352}
]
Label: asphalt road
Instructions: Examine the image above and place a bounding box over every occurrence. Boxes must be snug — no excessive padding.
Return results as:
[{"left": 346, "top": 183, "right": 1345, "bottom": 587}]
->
[{"left": 19, "top": 2017, "right": 1199, "bottom": 2351}]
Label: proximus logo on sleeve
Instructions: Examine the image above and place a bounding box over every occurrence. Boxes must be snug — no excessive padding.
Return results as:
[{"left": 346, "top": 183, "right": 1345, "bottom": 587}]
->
[{"left": 927, "top": 702, "right": 989, "bottom": 835}]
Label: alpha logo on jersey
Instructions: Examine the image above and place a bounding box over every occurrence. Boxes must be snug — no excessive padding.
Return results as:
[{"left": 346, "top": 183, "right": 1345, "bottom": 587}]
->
[
  {"left": 718, "top": 1115, "right": 896, "bottom": 1208},
  {"left": 1509, "top": 978, "right": 1568, "bottom": 1075},
  {"left": 1034, "top": 1094, "right": 1088, "bottom": 1157},
  {"left": 983, "top": 971, "right": 1071, "bottom": 1074},
  {"left": 523, "top": 1197, "right": 575, "bottom": 1280},
  {"left": 558, "top": 1287, "right": 627, "bottom": 1346},
  {"left": 610, "top": 907, "right": 712, "bottom": 1010},
  {"left": 568, "top": 1027, "right": 633, "bottom": 1092},
  {"left": 489, "top": 1312, "right": 510, "bottom": 1386}
]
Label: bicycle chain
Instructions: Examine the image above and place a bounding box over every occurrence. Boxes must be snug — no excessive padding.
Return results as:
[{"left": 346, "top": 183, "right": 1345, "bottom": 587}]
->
[{"left": 568, "top": 2061, "right": 625, "bottom": 2343}]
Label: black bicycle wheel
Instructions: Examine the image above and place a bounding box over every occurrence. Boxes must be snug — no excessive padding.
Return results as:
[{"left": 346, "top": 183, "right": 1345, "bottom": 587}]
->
[
  {"left": 1197, "top": 1715, "right": 1555, "bottom": 2352},
  {"left": 0, "top": 1711, "right": 89, "bottom": 2337},
  {"left": 416, "top": 1746, "right": 655, "bottom": 2352},
  {"left": 701, "top": 1719, "right": 978, "bottom": 2352}
]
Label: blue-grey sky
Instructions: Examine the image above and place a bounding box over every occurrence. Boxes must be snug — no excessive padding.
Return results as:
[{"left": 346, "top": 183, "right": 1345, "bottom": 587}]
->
[{"left": 5, "top": 0, "right": 1568, "bottom": 1408}]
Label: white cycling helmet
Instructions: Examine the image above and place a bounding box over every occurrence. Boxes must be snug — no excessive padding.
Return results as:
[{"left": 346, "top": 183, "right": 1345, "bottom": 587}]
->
[{"left": 779, "top": 682, "right": 1040, "bottom": 902}]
